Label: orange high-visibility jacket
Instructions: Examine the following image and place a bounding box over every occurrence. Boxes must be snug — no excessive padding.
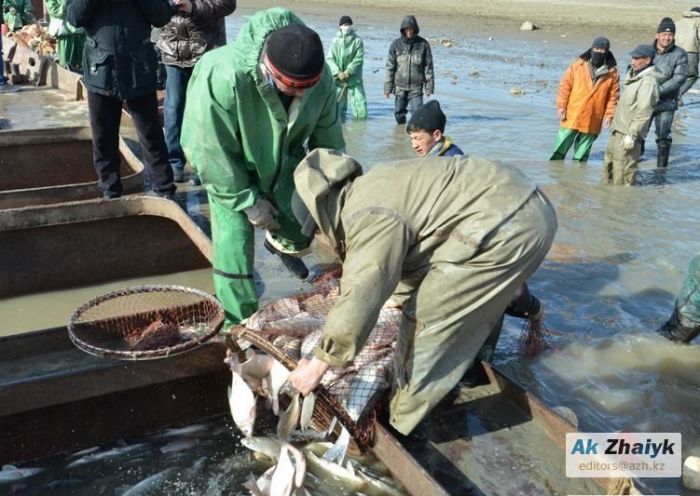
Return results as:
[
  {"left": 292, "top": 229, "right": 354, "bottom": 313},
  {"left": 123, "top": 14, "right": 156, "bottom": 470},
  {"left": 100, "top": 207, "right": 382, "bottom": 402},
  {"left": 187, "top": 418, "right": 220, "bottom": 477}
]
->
[{"left": 556, "top": 58, "right": 620, "bottom": 135}]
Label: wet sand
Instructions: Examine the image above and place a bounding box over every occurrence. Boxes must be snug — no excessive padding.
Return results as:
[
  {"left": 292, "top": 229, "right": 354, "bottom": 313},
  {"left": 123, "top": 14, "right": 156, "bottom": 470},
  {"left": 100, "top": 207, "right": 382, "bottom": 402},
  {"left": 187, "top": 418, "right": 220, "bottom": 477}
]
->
[{"left": 278, "top": 0, "right": 691, "bottom": 44}]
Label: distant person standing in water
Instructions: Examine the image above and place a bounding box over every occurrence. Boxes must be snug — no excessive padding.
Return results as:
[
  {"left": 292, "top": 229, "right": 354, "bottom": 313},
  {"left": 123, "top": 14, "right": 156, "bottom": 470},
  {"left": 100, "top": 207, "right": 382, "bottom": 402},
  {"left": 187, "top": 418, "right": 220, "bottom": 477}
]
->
[
  {"left": 602, "top": 45, "right": 660, "bottom": 186},
  {"left": 649, "top": 17, "right": 688, "bottom": 169},
  {"left": 674, "top": 7, "right": 700, "bottom": 101},
  {"left": 326, "top": 15, "right": 367, "bottom": 121},
  {"left": 384, "top": 15, "right": 434, "bottom": 125},
  {"left": 550, "top": 37, "right": 620, "bottom": 162}
]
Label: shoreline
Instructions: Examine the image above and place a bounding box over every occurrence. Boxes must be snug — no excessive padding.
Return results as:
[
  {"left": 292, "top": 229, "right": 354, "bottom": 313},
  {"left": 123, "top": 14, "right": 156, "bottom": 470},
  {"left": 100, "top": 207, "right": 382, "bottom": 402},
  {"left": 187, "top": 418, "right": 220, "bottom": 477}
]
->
[{"left": 278, "top": 0, "right": 692, "bottom": 41}]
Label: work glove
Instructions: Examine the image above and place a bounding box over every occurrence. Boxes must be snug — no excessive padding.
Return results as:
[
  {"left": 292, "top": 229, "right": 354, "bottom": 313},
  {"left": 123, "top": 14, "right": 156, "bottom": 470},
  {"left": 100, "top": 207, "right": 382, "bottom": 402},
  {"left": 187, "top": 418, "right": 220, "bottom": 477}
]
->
[
  {"left": 243, "top": 198, "right": 279, "bottom": 231},
  {"left": 9, "top": 6, "right": 17, "bottom": 14},
  {"left": 337, "top": 71, "right": 349, "bottom": 81},
  {"left": 621, "top": 135, "right": 636, "bottom": 150}
]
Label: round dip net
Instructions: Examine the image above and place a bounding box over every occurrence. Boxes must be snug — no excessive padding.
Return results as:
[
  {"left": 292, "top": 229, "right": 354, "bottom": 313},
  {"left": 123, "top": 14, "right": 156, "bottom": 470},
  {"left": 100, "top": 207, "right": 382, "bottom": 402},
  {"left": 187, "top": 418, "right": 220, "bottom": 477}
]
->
[
  {"left": 68, "top": 285, "right": 224, "bottom": 360},
  {"left": 231, "top": 268, "right": 399, "bottom": 450}
]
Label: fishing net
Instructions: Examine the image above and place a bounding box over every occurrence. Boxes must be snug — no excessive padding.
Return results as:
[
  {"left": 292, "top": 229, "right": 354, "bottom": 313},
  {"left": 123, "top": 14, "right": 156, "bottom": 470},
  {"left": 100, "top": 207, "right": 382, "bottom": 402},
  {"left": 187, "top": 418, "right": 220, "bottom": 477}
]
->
[
  {"left": 518, "top": 317, "right": 553, "bottom": 357},
  {"left": 68, "top": 285, "right": 224, "bottom": 360},
  {"left": 231, "top": 268, "right": 398, "bottom": 450}
]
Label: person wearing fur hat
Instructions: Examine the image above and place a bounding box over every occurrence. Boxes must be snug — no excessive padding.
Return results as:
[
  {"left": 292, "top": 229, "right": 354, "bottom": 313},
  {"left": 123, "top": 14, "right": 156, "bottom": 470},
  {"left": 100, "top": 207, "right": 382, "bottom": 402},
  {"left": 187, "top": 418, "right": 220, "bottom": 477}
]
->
[
  {"left": 675, "top": 7, "right": 700, "bottom": 99},
  {"left": 550, "top": 37, "right": 620, "bottom": 162},
  {"left": 649, "top": 17, "right": 688, "bottom": 169},
  {"left": 326, "top": 15, "right": 367, "bottom": 120},
  {"left": 406, "top": 100, "right": 463, "bottom": 156},
  {"left": 180, "top": 8, "right": 345, "bottom": 325}
]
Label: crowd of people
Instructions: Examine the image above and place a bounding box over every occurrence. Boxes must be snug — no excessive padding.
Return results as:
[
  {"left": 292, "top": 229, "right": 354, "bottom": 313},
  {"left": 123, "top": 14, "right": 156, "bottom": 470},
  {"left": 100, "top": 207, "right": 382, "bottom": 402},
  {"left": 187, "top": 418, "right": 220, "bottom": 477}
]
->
[{"left": 2, "top": 0, "right": 699, "bottom": 438}]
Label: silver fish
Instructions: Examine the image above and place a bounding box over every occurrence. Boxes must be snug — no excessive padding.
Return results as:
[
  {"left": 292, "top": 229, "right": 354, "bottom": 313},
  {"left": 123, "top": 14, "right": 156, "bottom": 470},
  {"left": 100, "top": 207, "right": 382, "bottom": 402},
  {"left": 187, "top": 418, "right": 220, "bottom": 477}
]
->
[
  {"left": 286, "top": 442, "right": 307, "bottom": 489},
  {"left": 322, "top": 427, "right": 350, "bottom": 465},
  {"left": 119, "top": 468, "right": 177, "bottom": 496},
  {"left": 303, "top": 451, "right": 366, "bottom": 492},
  {"left": 299, "top": 392, "right": 316, "bottom": 431},
  {"left": 277, "top": 391, "right": 301, "bottom": 440},
  {"left": 268, "top": 359, "right": 291, "bottom": 415},
  {"left": 65, "top": 444, "right": 148, "bottom": 468},
  {"left": 241, "top": 436, "right": 282, "bottom": 464},
  {"left": 270, "top": 444, "right": 295, "bottom": 496},
  {"left": 159, "top": 438, "right": 198, "bottom": 454},
  {"left": 154, "top": 423, "right": 209, "bottom": 438},
  {"left": 227, "top": 350, "right": 257, "bottom": 437},
  {"left": 0, "top": 464, "right": 42, "bottom": 482}
]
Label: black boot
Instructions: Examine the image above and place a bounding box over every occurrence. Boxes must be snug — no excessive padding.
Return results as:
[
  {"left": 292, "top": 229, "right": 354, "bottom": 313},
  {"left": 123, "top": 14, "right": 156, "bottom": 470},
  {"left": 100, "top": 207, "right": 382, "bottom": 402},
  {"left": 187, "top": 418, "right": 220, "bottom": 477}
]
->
[
  {"left": 264, "top": 239, "right": 309, "bottom": 280},
  {"left": 656, "top": 142, "right": 671, "bottom": 168},
  {"left": 656, "top": 309, "right": 700, "bottom": 343}
]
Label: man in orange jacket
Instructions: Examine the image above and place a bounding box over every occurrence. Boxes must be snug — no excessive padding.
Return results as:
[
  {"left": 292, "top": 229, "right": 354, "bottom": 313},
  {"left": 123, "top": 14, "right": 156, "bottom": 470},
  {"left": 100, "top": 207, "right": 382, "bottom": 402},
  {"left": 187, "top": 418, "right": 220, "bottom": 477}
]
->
[{"left": 550, "top": 37, "right": 620, "bottom": 162}]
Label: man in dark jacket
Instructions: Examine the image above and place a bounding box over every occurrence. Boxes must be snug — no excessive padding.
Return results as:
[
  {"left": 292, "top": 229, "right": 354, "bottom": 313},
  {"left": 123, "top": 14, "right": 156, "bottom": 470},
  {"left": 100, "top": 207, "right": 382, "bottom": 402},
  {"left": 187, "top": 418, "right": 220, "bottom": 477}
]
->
[
  {"left": 651, "top": 17, "right": 688, "bottom": 169},
  {"left": 384, "top": 15, "right": 434, "bottom": 125},
  {"left": 157, "top": 0, "right": 236, "bottom": 183},
  {"left": 66, "top": 0, "right": 180, "bottom": 200}
]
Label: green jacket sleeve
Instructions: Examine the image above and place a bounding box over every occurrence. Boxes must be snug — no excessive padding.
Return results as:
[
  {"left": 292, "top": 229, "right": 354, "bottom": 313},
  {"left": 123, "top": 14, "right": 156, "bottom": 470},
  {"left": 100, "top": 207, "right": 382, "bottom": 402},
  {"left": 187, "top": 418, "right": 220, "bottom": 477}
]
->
[
  {"left": 325, "top": 38, "right": 341, "bottom": 76},
  {"left": 181, "top": 64, "right": 258, "bottom": 211},
  {"left": 307, "top": 75, "right": 345, "bottom": 152},
  {"left": 346, "top": 37, "right": 363, "bottom": 77},
  {"left": 315, "top": 213, "right": 411, "bottom": 367},
  {"left": 628, "top": 77, "right": 659, "bottom": 140},
  {"left": 45, "top": 0, "right": 63, "bottom": 19}
]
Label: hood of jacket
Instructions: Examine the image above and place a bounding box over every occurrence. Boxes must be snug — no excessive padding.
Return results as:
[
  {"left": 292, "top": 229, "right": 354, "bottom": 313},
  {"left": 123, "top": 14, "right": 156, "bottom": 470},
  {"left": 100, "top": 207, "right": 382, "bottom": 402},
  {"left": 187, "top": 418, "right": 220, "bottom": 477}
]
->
[
  {"left": 400, "top": 15, "right": 419, "bottom": 36},
  {"left": 293, "top": 149, "right": 364, "bottom": 253},
  {"left": 231, "top": 7, "right": 304, "bottom": 84},
  {"left": 579, "top": 48, "right": 617, "bottom": 68}
]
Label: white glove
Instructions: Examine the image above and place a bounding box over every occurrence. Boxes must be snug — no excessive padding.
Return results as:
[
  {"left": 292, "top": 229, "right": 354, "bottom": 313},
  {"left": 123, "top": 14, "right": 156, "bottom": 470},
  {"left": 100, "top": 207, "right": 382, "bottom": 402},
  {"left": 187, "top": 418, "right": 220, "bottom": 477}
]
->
[
  {"left": 621, "top": 135, "right": 636, "bottom": 150},
  {"left": 244, "top": 199, "right": 279, "bottom": 231}
]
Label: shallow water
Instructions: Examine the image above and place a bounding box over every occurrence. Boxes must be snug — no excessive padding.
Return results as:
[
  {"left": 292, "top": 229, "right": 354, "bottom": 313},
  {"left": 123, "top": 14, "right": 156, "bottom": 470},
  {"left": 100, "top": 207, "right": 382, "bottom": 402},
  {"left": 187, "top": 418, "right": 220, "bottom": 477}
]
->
[
  {"left": 223, "top": 6, "right": 700, "bottom": 494},
  {"left": 4, "top": 4, "right": 700, "bottom": 495}
]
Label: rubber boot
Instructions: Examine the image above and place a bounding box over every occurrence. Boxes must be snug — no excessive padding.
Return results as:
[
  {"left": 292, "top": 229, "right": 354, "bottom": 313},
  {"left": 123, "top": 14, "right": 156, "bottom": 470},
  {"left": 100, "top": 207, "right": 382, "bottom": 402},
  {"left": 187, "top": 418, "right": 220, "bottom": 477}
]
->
[
  {"left": 264, "top": 238, "right": 309, "bottom": 280},
  {"left": 656, "top": 142, "right": 671, "bottom": 168},
  {"left": 656, "top": 309, "right": 700, "bottom": 343}
]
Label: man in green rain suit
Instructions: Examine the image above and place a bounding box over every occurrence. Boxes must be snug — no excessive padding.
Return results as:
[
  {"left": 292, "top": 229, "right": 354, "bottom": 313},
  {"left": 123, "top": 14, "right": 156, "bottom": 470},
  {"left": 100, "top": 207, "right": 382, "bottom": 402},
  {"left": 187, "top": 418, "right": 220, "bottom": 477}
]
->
[
  {"left": 288, "top": 149, "right": 557, "bottom": 437},
  {"left": 3, "top": 0, "right": 34, "bottom": 31},
  {"left": 45, "top": 0, "right": 85, "bottom": 71},
  {"left": 326, "top": 15, "right": 367, "bottom": 120},
  {"left": 181, "top": 8, "right": 345, "bottom": 326}
]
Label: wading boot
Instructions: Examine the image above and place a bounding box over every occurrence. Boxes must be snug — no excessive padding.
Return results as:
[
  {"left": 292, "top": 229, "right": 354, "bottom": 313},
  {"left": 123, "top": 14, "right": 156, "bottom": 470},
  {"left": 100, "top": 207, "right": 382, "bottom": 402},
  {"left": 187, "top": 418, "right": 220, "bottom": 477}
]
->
[
  {"left": 657, "top": 142, "right": 671, "bottom": 168},
  {"left": 657, "top": 309, "right": 700, "bottom": 343},
  {"left": 264, "top": 239, "right": 309, "bottom": 280}
]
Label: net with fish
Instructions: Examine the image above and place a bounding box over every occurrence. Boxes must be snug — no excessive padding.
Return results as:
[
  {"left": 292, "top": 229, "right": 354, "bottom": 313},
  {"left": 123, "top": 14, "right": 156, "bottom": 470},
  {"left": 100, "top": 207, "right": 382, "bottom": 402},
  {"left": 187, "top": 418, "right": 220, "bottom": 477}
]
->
[
  {"left": 68, "top": 285, "right": 224, "bottom": 360},
  {"left": 231, "top": 269, "right": 398, "bottom": 450}
]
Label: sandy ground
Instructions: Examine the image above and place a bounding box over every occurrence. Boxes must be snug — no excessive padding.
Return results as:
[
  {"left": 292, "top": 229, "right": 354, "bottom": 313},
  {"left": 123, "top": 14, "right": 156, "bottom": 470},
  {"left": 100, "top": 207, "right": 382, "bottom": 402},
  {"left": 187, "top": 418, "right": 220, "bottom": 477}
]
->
[{"left": 279, "top": 0, "right": 694, "bottom": 43}]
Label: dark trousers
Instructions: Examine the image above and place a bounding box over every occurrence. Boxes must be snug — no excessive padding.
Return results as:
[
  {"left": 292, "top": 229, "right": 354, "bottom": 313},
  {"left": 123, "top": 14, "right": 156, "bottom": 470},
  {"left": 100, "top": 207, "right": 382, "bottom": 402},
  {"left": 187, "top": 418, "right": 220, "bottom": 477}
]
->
[
  {"left": 164, "top": 65, "right": 193, "bottom": 176},
  {"left": 394, "top": 91, "right": 423, "bottom": 124},
  {"left": 653, "top": 108, "right": 675, "bottom": 147},
  {"left": 87, "top": 91, "right": 174, "bottom": 197}
]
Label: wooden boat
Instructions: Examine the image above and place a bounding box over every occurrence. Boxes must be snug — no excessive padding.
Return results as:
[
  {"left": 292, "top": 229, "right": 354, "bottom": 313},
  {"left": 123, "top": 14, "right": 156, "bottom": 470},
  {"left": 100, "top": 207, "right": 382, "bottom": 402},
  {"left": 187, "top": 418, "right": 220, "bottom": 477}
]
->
[{"left": 0, "top": 127, "right": 143, "bottom": 209}]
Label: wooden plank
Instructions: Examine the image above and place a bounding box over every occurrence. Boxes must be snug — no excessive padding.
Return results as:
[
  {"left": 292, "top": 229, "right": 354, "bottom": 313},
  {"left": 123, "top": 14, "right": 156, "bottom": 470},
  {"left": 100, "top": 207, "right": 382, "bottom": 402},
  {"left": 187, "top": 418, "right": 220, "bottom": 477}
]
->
[{"left": 372, "top": 422, "right": 450, "bottom": 496}]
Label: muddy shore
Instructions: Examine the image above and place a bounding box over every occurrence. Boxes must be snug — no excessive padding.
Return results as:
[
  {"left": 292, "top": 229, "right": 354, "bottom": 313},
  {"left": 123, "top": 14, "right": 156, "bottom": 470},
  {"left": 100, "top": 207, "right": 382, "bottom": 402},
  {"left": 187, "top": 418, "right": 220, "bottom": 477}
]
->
[{"left": 275, "top": 0, "right": 692, "bottom": 48}]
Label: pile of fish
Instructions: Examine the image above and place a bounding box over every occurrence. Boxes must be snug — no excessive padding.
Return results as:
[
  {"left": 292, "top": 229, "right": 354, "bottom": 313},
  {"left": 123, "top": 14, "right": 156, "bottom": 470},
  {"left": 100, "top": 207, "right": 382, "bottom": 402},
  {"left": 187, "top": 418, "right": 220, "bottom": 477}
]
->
[{"left": 225, "top": 278, "right": 405, "bottom": 495}]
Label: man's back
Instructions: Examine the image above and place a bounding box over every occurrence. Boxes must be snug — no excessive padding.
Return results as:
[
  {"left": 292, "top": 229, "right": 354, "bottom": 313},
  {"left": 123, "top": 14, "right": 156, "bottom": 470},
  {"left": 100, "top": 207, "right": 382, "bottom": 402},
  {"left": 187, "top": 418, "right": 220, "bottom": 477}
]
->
[{"left": 675, "top": 10, "right": 700, "bottom": 53}]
